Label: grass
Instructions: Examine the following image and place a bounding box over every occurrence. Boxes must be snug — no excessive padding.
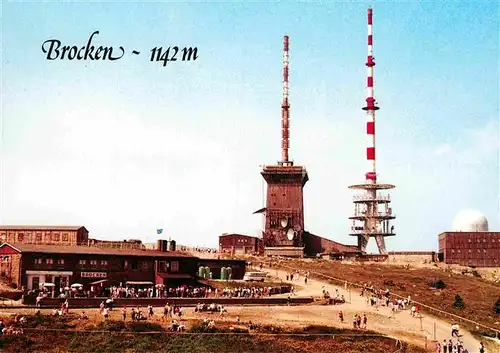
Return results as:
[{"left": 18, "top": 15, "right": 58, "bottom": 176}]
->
[
  {"left": 0, "top": 315, "right": 427, "bottom": 353},
  {"left": 0, "top": 332, "right": 427, "bottom": 353},
  {"left": 275, "top": 259, "right": 500, "bottom": 329}
]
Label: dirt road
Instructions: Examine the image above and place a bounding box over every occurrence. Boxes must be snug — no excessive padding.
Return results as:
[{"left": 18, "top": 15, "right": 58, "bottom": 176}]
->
[{"left": 261, "top": 267, "right": 496, "bottom": 352}]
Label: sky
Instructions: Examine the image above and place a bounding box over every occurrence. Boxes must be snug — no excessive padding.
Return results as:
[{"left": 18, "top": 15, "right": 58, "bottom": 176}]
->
[{"left": 1, "top": 1, "right": 499, "bottom": 252}]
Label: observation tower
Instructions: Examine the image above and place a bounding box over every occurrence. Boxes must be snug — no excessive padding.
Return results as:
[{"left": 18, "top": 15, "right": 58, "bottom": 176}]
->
[{"left": 348, "top": 8, "right": 396, "bottom": 254}]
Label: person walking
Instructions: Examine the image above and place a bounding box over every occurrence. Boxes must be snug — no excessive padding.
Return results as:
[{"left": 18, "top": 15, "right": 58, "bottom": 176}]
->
[{"left": 479, "top": 342, "right": 485, "bottom": 353}]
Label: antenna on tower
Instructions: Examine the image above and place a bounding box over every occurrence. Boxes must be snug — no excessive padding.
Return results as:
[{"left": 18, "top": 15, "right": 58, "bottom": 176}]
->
[
  {"left": 348, "top": 7, "right": 396, "bottom": 256},
  {"left": 363, "top": 7, "right": 379, "bottom": 184},
  {"left": 281, "top": 35, "right": 291, "bottom": 166}
]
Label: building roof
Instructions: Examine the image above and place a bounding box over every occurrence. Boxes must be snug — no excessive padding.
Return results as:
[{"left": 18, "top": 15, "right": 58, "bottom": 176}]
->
[
  {"left": 0, "top": 243, "right": 196, "bottom": 258},
  {"left": 219, "top": 233, "right": 262, "bottom": 240},
  {"left": 198, "top": 258, "right": 247, "bottom": 264},
  {"left": 0, "top": 225, "right": 87, "bottom": 232},
  {"left": 305, "top": 232, "right": 359, "bottom": 254},
  {"left": 253, "top": 207, "right": 267, "bottom": 214}
]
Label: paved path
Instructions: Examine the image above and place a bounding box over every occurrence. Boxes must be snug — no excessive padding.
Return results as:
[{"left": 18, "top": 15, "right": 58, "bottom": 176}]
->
[{"left": 262, "top": 267, "right": 495, "bottom": 352}]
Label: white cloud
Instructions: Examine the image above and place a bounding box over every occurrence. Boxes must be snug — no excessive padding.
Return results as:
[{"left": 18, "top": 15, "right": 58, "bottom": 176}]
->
[{"left": 435, "top": 143, "right": 453, "bottom": 156}]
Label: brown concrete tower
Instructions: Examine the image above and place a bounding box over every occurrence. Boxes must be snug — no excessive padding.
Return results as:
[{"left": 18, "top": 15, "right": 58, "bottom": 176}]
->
[{"left": 255, "top": 35, "right": 308, "bottom": 258}]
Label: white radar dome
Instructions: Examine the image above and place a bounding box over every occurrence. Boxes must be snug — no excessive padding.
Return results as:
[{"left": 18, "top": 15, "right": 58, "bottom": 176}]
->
[{"left": 452, "top": 209, "right": 489, "bottom": 232}]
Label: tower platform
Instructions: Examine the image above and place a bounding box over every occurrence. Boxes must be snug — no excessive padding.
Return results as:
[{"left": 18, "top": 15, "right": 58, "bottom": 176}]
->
[{"left": 348, "top": 182, "right": 396, "bottom": 254}]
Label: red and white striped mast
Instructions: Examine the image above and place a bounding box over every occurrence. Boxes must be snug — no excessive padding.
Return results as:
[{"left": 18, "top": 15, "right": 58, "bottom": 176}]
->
[
  {"left": 363, "top": 7, "right": 378, "bottom": 184},
  {"left": 348, "top": 8, "right": 396, "bottom": 255},
  {"left": 281, "top": 35, "right": 291, "bottom": 166}
]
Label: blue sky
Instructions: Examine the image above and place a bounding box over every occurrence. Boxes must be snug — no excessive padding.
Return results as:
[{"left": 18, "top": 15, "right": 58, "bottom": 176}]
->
[{"left": 1, "top": 1, "right": 499, "bottom": 252}]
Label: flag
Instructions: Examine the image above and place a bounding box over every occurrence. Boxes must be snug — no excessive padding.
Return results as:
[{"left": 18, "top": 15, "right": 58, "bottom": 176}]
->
[{"left": 157, "top": 229, "right": 163, "bottom": 235}]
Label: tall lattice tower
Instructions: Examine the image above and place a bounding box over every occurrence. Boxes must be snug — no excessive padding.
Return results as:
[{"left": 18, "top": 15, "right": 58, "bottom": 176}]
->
[
  {"left": 348, "top": 8, "right": 396, "bottom": 255},
  {"left": 255, "top": 35, "right": 308, "bottom": 258}
]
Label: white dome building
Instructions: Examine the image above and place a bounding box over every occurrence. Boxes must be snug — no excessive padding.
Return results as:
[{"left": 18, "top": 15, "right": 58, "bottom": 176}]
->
[{"left": 451, "top": 209, "right": 489, "bottom": 232}]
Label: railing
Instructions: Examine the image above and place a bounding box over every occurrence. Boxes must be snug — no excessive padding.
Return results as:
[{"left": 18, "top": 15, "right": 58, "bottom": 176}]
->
[
  {"left": 276, "top": 264, "right": 500, "bottom": 339},
  {"left": 352, "top": 195, "right": 391, "bottom": 202},
  {"left": 349, "top": 230, "right": 395, "bottom": 236},
  {"left": 350, "top": 212, "right": 396, "bottom": 218}
]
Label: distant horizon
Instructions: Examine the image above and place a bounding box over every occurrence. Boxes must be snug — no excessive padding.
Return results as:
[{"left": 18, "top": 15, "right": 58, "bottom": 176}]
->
[{"left": 2, "top": 2, "right": 498, "bottom": 253}]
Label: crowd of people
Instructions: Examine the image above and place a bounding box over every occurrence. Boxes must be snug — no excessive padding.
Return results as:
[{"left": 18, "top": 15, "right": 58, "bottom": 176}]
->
[
  {"left": 220, "top": 285, "right": 287, "bottom": 298},
  {"left": 0, "top": 317, "right": 25, "bottom": 336},
  {"left": 195, "top": 302, "right": 227, "bottom": 315},
  {"left": 356, "top": 281, "right": 481, "bottom": 353},
  {"left": 432, "top": 323, "right": 484, "bottom": 353}
]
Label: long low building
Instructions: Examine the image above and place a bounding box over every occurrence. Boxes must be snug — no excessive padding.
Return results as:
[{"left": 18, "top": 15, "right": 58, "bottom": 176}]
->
[
  {"left": 0, "top": 243, "right": 246, "bottom": 291},
  {"left": 219, "top": 234, "right": 263, "bottom": 254},
  {"left": 438, "top": 231, "right": 500, "bottom": 267}
]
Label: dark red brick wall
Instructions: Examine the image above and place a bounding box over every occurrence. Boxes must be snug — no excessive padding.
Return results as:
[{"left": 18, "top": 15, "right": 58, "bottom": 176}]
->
[
  {"left": 219, "top": 235, "right": 262, "bottom": 254},
  {"left": 0, "top": 229, "right": 81, "bottom": 246},
  {"left": 439, "top": 232, "right": 500, "bottom": 267},
  {"left": 303, "top": 232, "right": 357, "bottom": 256},
  {"left": 0, "top": 254, "right": 21, "bottom": 288}
]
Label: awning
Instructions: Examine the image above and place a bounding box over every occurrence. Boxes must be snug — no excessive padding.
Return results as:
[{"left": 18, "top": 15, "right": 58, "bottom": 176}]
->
[
  {"left": 156, "top": 273, "right": 192, "bottom": 279},
  {"left": 126, "top": 281, "right": 154, "bottom": 285},
  {"left": 90, "top": 279, "right": 108, "bottom": 285}
]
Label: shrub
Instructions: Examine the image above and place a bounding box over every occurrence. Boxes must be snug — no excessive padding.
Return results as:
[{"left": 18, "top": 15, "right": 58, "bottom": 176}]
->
[
  {"left": 494, "top": 298, "right": 500, "bottom": 315},
  {"left": 259, "top": 324, "right": 285, "bottom": 333},
  {"left": 471, "top": 270, "right": 481, "bottom": 278},
  {"left": 101, "top": 320, "right": 126, "bottom": 331},
  {"left": 231, "top": 326, "right": 250, "bottom": 333},
  {"left": 300, "top": 325, "right": 343, "bottom": 335},
  {"left": 453, "top": 294, "right": 465, "bottom": 309},
  {"left": 383, "top": 280, "right": 395, "bottom": 287},
  {"left": 22, "top": 314, "right": 77, "bottom": 329},
  {"left": 428, "top": 279, "right": 446, "bottom": 289},
  {"left": 127, "top": 321, "right": 163, "bottom": 332},
  {"left": 189, "top": 322, "right": 226, "bottom": 333}
]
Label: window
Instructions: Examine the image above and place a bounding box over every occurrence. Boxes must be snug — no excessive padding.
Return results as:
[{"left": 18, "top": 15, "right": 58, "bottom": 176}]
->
[
  {"left": 36, "top": 233, "right": 42, "bottom": 242},
  {"left": 32, "top": 277, "right": 40, "bottom": 290},
  {"left": 17, "top": 233, "right": 24, "bottom": 242},
  {"left": 79, "top": 259, "right": 86, "bottom": 266},
  {"left": 62, "top": 233, "right": 69, "bottom": 241},
  {"left": 52, "top": 233, "right": 60, "bottom": 241},
  {"left": 158, "top": 261, "right": 168, "bottom": 272},
  {"left": 140, "top": 261, "right": 149, "bottom": 271},
  {"left": 34, "top": 258, "right": 43, "bottom": 265},
  {"left": 170, "top": 261, "right": 179, "bottom": 272},
  {"left": 46, "top": 258, "right": 54, "bottom": 265},
  {"left": 90, "top": 260, "right": 97, "bottom": 267},
  {"left": 57, "top": 259, "right": 65, "bottom": 265},
  {"left": 100, "top": 260, "right": 108, "bottom": 266}
]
